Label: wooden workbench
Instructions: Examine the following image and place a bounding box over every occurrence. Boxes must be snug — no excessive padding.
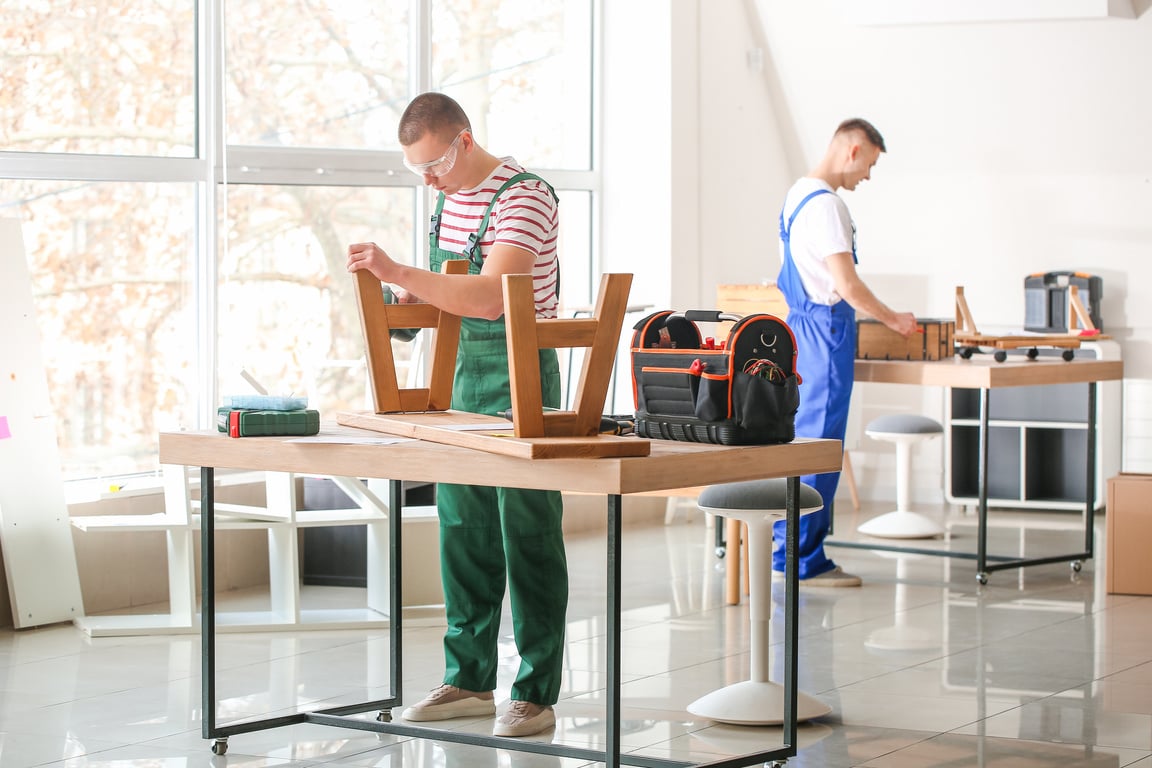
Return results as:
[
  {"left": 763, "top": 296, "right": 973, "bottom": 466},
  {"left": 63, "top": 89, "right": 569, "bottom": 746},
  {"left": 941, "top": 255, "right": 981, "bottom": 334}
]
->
[
  {"left": 841, "top": 356, "right": 1123, "bottom": 583},
  {"left": 160, "top": 428, "right": 842, "bottom": 768}
]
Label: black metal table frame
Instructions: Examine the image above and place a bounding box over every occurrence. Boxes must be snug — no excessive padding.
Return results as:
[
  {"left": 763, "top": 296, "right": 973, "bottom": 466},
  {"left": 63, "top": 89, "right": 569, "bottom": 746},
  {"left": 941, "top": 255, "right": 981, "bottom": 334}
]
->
[
  {"left": 828, "top": 382, "right": 1098, "bottom": 584},
  {"left": 199, "top": 468, "right": 808, "bottom": 768}
]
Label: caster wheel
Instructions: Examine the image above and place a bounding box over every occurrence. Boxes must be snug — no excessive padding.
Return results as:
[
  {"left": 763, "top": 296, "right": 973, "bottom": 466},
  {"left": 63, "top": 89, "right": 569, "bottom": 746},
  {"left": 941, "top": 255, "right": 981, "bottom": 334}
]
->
[
  {"left": 715, "top": 546, "right": 727, "bottom": 559},
  {"left": 977, "top": 572, "right": 989, "bottom": 585},
  {"left": 993, "top": 350, "right": 1007, "bottom": 363},
  {"left": 1027, "top": 347, "right": 1038, "bottom": 359},
  {"left": 1071, "top": 560, "right": 1083, "bottom": 573},
  {"left": 959, "top": 347, "right": 974, "bottom": 359},
  {"left": 211, "top": 739, "right": 228, "bottom": 756},
  {"left": 1063, "top": 349, "right": 1075, "bottom": 361},
  {"left": 376, "top": 709, "right": 393, "bottom": 722}
]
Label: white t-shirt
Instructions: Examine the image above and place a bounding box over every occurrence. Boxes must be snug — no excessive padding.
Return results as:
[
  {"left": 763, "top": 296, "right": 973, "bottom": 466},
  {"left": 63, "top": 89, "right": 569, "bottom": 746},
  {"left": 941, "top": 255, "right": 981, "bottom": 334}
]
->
[
  {"left": 438, "top": 158, "right": 560, "bottom": 318},
  {"left": 778, "top": 177, "right": 855, "bottom": 306}
]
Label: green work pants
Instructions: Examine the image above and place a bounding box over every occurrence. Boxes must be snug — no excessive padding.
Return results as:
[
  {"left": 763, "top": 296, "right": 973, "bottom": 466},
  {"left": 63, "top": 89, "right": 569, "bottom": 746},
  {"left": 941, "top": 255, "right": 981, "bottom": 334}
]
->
[{"left": 437, "top": 318, "right": 568, "bottom": 705}]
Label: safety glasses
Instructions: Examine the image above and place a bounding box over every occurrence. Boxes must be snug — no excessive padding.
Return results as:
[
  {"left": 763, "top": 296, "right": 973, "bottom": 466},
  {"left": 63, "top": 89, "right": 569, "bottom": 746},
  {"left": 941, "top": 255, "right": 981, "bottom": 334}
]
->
[{"left": 403, "top": 129, "right": 468, "bottom": 178}]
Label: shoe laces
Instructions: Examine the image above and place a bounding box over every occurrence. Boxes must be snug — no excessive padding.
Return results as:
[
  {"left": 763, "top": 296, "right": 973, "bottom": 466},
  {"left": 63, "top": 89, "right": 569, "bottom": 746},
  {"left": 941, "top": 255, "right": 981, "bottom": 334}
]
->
[
  {"left": 426, "top": 684, "right": 458, "bottom": 701},
  {"left": 504, "top": 700, "right": 534, "bottom": 719}
]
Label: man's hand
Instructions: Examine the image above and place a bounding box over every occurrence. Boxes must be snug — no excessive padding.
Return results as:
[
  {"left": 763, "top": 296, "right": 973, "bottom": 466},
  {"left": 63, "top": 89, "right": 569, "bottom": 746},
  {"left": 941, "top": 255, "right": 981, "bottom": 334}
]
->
[
  {"left": 346, "top": 242, "right": 397, "bottom": 282},
  {"left": 887, "top": 312, "right": 919, "bottom": 337}
]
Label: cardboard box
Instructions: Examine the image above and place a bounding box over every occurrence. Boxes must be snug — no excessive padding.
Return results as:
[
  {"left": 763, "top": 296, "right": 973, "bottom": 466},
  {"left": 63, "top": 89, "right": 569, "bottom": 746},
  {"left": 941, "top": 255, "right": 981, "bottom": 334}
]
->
[
  {"left": 856, "top": 318, "right": 955, "bottom": 361},
  {"left": 715, "top": 283, "right": 790, "bottom": 344},
  {"left": 1106, "top": 473, "right": 1152, "bottom": 595}
]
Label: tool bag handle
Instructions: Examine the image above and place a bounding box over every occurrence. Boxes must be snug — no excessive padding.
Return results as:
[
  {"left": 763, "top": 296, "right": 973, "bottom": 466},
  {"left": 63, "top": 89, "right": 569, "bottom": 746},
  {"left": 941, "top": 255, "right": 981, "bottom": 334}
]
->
[{"left": 672, "top": 310, "right": 742, "bottom": 324}]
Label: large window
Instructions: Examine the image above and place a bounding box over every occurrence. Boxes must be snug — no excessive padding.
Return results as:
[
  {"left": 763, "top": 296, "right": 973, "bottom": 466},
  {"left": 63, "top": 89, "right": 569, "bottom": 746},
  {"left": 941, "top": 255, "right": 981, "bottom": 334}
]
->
[{"left": 0, "top": 0, "right": 598, "bottom": 484}]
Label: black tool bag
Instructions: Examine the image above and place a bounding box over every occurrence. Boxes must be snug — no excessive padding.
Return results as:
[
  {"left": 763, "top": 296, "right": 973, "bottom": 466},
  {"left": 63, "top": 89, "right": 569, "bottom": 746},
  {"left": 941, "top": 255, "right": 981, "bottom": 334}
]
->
[{"left": 630, "top": 310, "right": 801, "bottom": 445}]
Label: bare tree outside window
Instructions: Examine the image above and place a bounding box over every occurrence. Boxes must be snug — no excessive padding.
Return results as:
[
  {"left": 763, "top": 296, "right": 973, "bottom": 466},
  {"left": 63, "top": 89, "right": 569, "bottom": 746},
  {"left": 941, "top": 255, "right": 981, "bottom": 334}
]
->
[{"left": 0, "top": 0, "right": 594, "bottom": 484}]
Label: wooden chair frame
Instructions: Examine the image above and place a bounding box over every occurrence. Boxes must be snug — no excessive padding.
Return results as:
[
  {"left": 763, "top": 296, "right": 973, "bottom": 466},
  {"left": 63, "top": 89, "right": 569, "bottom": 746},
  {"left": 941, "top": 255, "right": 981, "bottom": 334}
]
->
[
  {"left": 353, "top": 260, "right": 467, "bottom": 413},
  {"left": 502, "top": 272, "right": 633, "bottom": 438}
]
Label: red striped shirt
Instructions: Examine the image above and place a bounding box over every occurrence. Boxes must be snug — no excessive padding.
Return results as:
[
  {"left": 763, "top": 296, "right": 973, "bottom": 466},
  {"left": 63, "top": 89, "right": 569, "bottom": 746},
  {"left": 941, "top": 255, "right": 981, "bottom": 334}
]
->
[{"left": 438, "top": 159, "right": 560, "bottom": 318}]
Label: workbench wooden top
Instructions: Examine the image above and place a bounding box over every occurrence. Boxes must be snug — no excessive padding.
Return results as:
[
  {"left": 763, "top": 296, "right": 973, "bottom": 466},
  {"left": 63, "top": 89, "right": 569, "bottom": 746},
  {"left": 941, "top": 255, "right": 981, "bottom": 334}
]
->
[
  {"left": 854, "top": 356, "right": 1122, "bottom": 389},
  {"left": 159, "top": 430, "right": 843, "bottom": 497}
]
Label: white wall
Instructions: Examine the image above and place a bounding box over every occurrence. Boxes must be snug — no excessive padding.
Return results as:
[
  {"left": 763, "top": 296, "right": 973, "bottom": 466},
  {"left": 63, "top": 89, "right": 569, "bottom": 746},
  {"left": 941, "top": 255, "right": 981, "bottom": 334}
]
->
[{"left": 602, "top": 0, "right": 1150, "bottom": 499}]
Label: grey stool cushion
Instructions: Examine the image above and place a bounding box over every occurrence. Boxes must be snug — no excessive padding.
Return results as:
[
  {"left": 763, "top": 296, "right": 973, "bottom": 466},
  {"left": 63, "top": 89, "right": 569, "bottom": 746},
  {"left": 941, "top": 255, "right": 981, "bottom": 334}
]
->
[
  {"left": 866, "top": 413, "right": 943, "bottom": 436},
  {"left": 698, "top": 478, "right": 823, "bottom": 514}
]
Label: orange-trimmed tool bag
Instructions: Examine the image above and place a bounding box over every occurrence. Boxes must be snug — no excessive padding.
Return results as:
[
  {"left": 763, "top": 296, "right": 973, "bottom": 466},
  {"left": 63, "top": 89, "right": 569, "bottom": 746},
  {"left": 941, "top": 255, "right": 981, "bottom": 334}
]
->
[{"left": 629, "top": 310, "right": 801, "bottom": 445}]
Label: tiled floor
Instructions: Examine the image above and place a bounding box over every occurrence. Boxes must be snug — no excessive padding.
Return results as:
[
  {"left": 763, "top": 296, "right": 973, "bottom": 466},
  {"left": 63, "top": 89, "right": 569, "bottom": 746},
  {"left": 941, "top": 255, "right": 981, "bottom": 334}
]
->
[{"left": 3, "top": 501, "right": 1151, "bottom": 767}]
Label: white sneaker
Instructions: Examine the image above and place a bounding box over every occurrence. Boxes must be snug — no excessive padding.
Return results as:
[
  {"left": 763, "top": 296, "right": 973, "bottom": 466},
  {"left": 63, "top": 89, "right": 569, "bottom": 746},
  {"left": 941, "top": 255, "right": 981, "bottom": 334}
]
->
[
  {"left": 401, "top": 684, "right": 495, "bottom": 722},
  {"left": 493, "top": 701, "right": 556, "bottom": 737}
]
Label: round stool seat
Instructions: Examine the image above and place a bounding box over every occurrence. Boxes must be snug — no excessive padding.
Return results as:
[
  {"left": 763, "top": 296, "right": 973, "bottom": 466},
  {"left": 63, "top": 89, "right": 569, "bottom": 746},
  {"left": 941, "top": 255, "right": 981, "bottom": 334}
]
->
[
  {"left": 689, "top": 477, "right": 832, "bottom": 725},
  {"left": 865, "top": 413, "right": 944, "bottom": 440},
  {"left": 698, "top": 478, "right": 824, "bottom": 522},
  {"left": 860, "top": 414, "right": 944, "bottom": 539}
]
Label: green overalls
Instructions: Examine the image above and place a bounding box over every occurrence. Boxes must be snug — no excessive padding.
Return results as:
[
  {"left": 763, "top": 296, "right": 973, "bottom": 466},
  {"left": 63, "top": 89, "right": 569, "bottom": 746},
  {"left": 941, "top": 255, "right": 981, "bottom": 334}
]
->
[{"left": 429, "top": 174, "right": 568, "bottom": 705}]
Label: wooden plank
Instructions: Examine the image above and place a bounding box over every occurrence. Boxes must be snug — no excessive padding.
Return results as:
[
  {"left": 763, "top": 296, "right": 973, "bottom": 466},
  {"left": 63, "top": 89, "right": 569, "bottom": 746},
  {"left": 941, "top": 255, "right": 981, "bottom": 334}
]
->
[
  {"left": 338, "top": 410, "right": 649, "bottom": 459},
  {"left": 502, "top": 274, "right": 546, "bottom": 438},
  {"left": 160, "top": 429, "right": 843, "bottom": 496},
  {"left": 353, "top": 269, "right": 402, "bottom": 412},
  {"left": 427, "top": 261, "right": 467, "bottom": 410},
  {"left": 570, "top": 273, "right": 632, "bottom": 437},
  {"left": 855, "top": 357, "right": 1123, "bottom": 388},
  {"left": 535, "top": 318, "right": 599, "bottom": 348}
]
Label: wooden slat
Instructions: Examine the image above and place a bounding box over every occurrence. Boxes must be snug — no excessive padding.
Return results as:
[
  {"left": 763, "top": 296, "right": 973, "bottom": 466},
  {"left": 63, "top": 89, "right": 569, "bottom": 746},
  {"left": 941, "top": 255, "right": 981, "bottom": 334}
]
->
[
  {"left": 354, "top": 269, "right": 402, "bottom": 412},
  {"left": 571, "top": 273, "right": 632, "bottom": 437},
  {"left": 427, "top": 260, "right": 467, "bottom": 410},
  {"left": 338, "top": 411, "right": 649, "bottom": 459},
  {"left": 535, "top": 318, "right": 599, "bottom": 348},
  {"left": 503, "top": 274, "right": 546, "bottom": 438}
]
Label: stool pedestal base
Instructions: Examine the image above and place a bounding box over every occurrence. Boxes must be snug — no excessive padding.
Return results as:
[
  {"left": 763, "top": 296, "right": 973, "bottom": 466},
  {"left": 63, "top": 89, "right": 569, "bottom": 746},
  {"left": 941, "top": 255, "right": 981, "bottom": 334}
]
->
[
  {"left": 688, "top": 680, "right": 832, "bottom": 725},
  {"left": 857, "top": 510, "right": 944, "bottom": 539}
]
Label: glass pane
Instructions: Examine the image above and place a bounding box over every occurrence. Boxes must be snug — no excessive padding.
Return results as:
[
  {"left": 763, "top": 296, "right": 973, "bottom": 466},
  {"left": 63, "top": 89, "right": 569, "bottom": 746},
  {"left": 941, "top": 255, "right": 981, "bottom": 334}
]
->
[
  {"left": 0, "top": 180, "right": 197, "bottom": 480},
  {"left": 556, "top": 190, "right": 593, "bottom": 312},
  {"left": 433, "top": 0, "right": 593, "bottom": 170},
  {"left": 218, "top": 185, "right": 416, "bottom": 416},
  {"left": 0, "top": 0, "right": 195, "bottom": 157},
  {"left": 224, "top": 4, "right": 410, "bottom": 150}
]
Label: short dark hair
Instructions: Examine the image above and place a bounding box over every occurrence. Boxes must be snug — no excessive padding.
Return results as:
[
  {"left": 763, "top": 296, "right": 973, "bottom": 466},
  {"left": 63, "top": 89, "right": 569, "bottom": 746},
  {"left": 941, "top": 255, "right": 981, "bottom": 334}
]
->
[
  {"left": 398, "top": 92, "right": 471, "bottom": 146},
  {"left": 835, "top": 118, "right": 886, "bottom": 153}
]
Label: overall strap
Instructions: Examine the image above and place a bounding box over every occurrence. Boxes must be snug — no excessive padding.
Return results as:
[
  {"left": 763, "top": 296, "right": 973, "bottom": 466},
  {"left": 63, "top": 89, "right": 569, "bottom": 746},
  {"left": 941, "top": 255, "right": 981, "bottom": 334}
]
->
[
  {"left": 462, "top": 172, "right": 558, "bottom": 264},
  {"left": 778, "top": 188, "right": 832, "bottom": 243},
  {"left": 428, "top": 192, "right": 448, "bottom": 251}
]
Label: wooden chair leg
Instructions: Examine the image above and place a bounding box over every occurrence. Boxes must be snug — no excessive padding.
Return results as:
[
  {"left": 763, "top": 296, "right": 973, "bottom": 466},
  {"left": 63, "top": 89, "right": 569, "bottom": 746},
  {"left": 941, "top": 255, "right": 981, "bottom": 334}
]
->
[{"left": 725, "top": 517, "right": 742, "bottom": 605}]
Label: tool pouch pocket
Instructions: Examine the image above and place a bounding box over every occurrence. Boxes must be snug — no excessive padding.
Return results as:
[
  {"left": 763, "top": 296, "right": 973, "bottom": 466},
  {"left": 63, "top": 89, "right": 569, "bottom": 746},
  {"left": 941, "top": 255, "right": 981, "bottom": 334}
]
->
[{"left": 630, "top": 310, "right": 801, "bottom": 445}]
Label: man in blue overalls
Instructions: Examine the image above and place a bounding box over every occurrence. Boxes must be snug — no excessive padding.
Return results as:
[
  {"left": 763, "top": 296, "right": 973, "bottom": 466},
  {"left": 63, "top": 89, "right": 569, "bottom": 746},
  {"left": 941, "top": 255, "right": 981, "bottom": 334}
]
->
[
  {"left": 773, "top": 118, "right": 917, "bottom": 586},
  {"left": 348, "top": 93, "right": 566, "bottom": 738}
]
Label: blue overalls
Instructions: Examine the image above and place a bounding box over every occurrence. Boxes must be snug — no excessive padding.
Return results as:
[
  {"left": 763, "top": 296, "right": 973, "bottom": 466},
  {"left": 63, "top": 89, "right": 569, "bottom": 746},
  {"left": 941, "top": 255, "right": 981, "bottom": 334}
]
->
[
  {"left": 429, "top": 174, "right": 568, "bottom": 705},
  {"left": 771, "top": 189, "right": 856, "bottom": 578}
]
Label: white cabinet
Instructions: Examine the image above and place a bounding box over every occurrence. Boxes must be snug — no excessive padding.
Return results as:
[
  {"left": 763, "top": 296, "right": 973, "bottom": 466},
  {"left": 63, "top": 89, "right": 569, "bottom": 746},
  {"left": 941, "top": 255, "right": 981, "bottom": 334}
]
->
[
  {"left": 70, "top": 468, "right": 438, "bottom": 637},
  {"left": 944, "top": 341, "right": 1121, "bottom": 511}
]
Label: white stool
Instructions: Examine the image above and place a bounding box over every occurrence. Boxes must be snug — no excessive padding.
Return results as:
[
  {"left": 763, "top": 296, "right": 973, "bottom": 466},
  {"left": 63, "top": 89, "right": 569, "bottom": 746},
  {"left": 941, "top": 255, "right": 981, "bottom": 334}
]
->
[
  {"left": 688, "top": 479, "right": 832, "bottom": 725},
  {"left": 857, "top": 414, "right": 944, "bottom": 539}
]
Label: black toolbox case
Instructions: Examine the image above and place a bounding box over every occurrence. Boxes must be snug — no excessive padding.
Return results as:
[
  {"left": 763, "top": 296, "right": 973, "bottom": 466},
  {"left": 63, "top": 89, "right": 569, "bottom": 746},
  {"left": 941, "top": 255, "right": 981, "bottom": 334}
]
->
[{"left": 629, "top": 310, "right": 801, "bottom": 445}]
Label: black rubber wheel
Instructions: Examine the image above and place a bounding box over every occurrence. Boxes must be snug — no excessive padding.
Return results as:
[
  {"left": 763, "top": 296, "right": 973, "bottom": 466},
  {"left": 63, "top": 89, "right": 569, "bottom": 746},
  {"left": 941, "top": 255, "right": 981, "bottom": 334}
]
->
[
  {"left": 1063, "top": 349, "right": 1075, "bottom": 361},
  {"left": 993, "top": 350, "right": 1007, "bottom": 363},
  {"left": 977, "top": 572, "right": 989, "bottom": 585},
  {"left": 1071, "top": 560, "right": 1083, "bottom": 573},
  {"left": 211, "top": 740, "right": 228, "bottom": 756},
  {"left": 959, "top": 347, "right": 974, "bottom": 359},
  {"left": 1027, "top": 347, "right": 1039, "bottom": 359}
]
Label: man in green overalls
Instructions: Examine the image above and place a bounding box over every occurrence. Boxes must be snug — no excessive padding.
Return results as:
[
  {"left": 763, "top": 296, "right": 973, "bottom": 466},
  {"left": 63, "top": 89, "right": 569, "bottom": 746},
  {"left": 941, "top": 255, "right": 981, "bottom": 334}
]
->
[{"left": 347, "top": 92, "right": 566, "bottom": 739}]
